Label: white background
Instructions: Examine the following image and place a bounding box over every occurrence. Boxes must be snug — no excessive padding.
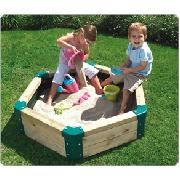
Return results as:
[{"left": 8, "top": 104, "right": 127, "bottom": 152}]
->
[
  {"left": 0, "top": 0, "right": 179, "bottom": 180},
  {"left": 0, "top": 0, "right": 180, "bottom": 15}
]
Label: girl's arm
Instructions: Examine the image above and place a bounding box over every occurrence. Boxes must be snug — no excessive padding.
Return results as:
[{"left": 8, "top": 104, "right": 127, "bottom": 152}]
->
[
  {"left": 57, "top": 34, "right": 78, "bottom": 53},
  {"left": 82, "top": 43, "right": 90, "bottom": 61}
]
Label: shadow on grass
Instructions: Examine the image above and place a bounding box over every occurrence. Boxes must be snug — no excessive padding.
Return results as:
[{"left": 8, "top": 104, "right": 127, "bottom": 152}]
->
[
  {"left": 1, "top": 112, "right": 83, "bottom": 165},
  {"left": 2, "top": 111, "right": 134, "bottom": 165}
]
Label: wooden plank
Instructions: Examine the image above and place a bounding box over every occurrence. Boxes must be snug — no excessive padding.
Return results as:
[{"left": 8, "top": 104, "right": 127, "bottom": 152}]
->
[
  {"left": 21, "top": 112, "right": 65, "bottom": 146},
  {"left": 95, "top": 64, "right": 111, "bottom": 74},
  {"left": 83, "top": 120, "right": 137, "bottom": 148},
  {"left": 22, "top": 108, "right": 65, "bottom": 131},
  {"left": 24, "top": 122, "right": 66, "bottom": 156},
  {"left": 136, "top": 85, "right": 145, "bottom": 105},
  {"left": 83, "top": 131, "right": 137, "bottom": 157},
  {"left": 21, "top": 108, "right": 66, "bottom": 156},
  {"left": 19, "top": 77, "right": 41, "bottom": 103},
  {"left": 83, "top": 111, "right": 137, "bottom": 136}
]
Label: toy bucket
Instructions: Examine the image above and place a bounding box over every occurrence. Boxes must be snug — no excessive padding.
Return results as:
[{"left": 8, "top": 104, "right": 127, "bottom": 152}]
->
[
  {"left": 103, "top": 85, "right": 120, "bottom": 102},
  {"left": 63, "top": 74, "right": 79, "bottom": 93},
  {"left": 65, "top": 49, "right": 84, "bottom": 60},
  {"left": 57, "top": 74, "right": 79, "bottom": 93}
]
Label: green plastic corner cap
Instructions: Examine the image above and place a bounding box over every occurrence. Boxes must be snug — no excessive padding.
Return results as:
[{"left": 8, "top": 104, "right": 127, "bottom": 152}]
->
[
  {"left": 133, "top": 105, "right": 147, "bottom": 139},
  {"left": 62, "top": 126, "right": 84, "bottom": 160},
  {"left": 14, "top": 100, "right": 27, "bottom": 134},
  {"left": 86, "top": 60, "right": 96, "bottom": 67},
  {"left": 35, "top": 70, "right": 48, "bottom": 78},
  {"left": 14, "top": 100, "right": 27, "bottom": 110}
]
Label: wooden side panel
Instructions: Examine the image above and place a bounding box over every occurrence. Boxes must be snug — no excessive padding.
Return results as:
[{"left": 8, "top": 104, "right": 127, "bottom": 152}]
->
[
  {"left": 95, "top": 64, "right": 111, "bottom": 74},
  {"left": 136, "top": 85, "right": 145, "bottom": 105},
  {"left": 83, "top": 130, "right": 137, "bottom": 157},
  {"left": 83, "top": 111, "right": 137, "bottom": 136},
  {"left": 83, "top": 120, "right": 137, "bottom": 148},
  {"left": 19, "top": 77, "right": 41, "bottom": 103},
  {"left": 21, "top": 108, "right": 66, "bottom": 157}
]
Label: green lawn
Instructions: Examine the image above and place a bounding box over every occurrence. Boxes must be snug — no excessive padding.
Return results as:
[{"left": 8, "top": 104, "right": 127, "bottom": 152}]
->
[{"left": 1, "top": 28, "right": 178, "bottom": 165}]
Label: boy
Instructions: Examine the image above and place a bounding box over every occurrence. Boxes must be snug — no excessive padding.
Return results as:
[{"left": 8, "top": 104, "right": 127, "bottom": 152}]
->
[{"left": 101, "top": 22, "right": 153, "bottom": 114}]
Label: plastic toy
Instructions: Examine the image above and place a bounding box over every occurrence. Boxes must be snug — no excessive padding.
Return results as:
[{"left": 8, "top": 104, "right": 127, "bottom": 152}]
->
[
  {"left": 111, "top": 67, "right": 123, "bottom": 75},
  {"left": 103, "top": 85, "right": 120, "bottom": 102},
  {"left": 65, "top": 49, "right": 84, "bottom": 68},
  {"left": 73, "top": 92, "right": 91, "bottom": 105},
  {"left": 57, "top": 74, "right": 79, "bottom": 93}
]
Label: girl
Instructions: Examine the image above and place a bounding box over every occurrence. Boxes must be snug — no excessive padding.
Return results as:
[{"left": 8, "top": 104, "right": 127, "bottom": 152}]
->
[{"left": 47, "top": 25, "right": 103, "bottom": 105}]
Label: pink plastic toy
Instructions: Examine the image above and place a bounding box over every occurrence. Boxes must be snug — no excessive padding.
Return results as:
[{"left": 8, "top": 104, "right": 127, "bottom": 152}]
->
[
  {"left": 65, "top": 49, "right": 84, "bottom": 68},
  {"left": 57, "top": 74, "right": 79, "bottom": 93},
  {"left": 73, "top": 92, "right": 91, "bottom": 105}
]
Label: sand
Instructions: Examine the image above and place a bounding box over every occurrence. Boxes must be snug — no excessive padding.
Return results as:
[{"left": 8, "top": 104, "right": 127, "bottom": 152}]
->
[{"left": 33, "top": 84, "right": 121, "bottom": 127}]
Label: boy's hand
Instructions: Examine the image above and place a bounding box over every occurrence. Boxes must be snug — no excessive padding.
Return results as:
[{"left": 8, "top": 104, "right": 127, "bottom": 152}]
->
[{"left": 121, "top": 67, "right": 132, "bottom": 74}]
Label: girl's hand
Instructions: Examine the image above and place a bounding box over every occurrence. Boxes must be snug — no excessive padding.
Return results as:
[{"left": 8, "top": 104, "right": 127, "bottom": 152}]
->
[
  {"left": 121, "top": 67, "right": 132, "bottom": 74},
  {"left": 71, "top": 46, "right": 78, "bottom": 53}
]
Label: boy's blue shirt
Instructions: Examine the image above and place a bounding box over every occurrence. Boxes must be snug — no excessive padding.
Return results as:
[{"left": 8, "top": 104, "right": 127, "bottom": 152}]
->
[{"left": 127, "top": 42, "right": 153, "bottom": 76}]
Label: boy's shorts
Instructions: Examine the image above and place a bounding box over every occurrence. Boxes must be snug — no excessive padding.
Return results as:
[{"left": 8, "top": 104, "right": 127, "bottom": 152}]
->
[
  {"left": 52, "top": 62, "right": 99, "bottom": 85},
  {"left": 111, "top": 73, "right": 146, "bottom": 92}
]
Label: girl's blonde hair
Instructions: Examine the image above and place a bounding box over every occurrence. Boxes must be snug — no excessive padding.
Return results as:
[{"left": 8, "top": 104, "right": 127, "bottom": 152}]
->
[
  {"left": 128, "top": 22, "right": 147, "bottom": 39},
  {"left": 74, "top": 25, "right": 97, "bottom": 42}
]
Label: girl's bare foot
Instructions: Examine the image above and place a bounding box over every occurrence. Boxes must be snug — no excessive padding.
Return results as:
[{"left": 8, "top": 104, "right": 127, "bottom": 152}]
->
[
  {"left": 96, "top": 88, "right": 104, "bottom": 95},
  {"left": 90, "top": 76, "right": 103, "bottom": 95}
]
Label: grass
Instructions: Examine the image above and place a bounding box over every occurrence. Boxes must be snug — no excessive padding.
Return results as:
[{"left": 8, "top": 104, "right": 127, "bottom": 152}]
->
[{"left": 1, "top": 28, "right": 178, "bottom": 165}]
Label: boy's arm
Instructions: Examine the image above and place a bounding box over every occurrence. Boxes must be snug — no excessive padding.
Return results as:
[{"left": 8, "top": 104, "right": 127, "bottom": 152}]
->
[{"left": 121, "top": 60, "right": 148, "bottom": 74}]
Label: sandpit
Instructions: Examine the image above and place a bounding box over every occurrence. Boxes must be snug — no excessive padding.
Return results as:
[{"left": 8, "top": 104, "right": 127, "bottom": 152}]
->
[{"left": 14, "top": 66, "right": 147, "bottom": 160}]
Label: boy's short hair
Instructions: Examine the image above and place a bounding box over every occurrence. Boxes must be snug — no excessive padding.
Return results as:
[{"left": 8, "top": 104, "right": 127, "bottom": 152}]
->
[{"left": 128, "top": 22, "right": 147, "bottom": 39}]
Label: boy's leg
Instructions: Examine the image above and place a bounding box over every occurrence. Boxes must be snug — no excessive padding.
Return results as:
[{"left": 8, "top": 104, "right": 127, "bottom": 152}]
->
[
  {"left": 118, "top": 73, "right": 145, "bottom": 114},
  {"left": 118, "top": 89, "right": 130, "bottom": 114},
  {"left": 46, "top": 82, "right": 59, "bottom": 105},
  {"left": 90, "top": 75, "right": 103, "bottom": 95},
  {"left": 101, "top": 73, "right": 124, "bottom": 87},
  {"left": 101, "top": 73, "right": 125, "bottom": 96}
]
